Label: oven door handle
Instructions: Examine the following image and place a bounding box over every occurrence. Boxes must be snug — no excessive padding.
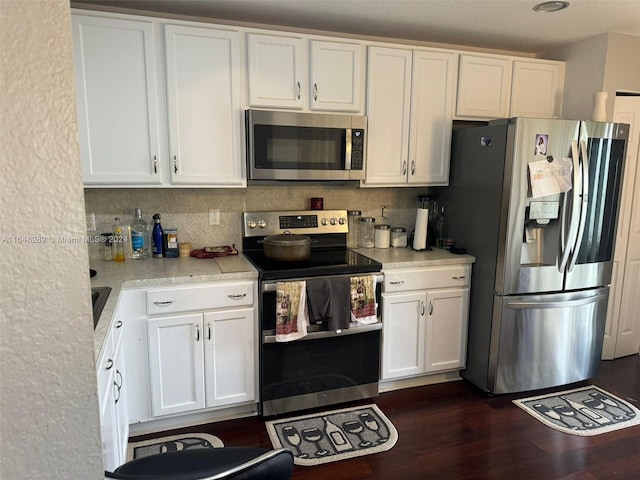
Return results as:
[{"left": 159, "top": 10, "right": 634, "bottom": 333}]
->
[
  {"left": 263, "top": 322, "right": 382, "bottom": 344},
  {"left": 262, "top": 274, "right": 384, "bottom": 293}
]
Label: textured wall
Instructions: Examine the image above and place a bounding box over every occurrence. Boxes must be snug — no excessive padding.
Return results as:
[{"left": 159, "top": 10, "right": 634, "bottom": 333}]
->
[
  {"left": 84, "top": 185, "right": 430, "bottom": 258},
  {"left": 0, "top": 1, "right": 103, "bottom": 478}
]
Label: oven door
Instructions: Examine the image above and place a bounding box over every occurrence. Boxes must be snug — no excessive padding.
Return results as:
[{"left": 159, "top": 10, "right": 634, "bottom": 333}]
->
[{"left": 260, "top": 274, "right": 382, "bottom": 416}]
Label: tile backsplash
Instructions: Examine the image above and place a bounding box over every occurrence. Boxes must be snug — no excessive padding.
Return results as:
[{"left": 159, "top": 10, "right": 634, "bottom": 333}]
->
[{"left": 84, "top": 185, "right": 431, "bottom": 259}]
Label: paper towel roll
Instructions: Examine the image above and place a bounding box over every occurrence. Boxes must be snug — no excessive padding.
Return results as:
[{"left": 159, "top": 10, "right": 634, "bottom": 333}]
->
[{"left": 413, "top": 208, "right": 429, "bottom": 250}]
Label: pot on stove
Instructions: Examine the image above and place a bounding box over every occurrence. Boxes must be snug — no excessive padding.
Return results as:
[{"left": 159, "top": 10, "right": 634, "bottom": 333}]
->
[{"left": 260, "top": 231, "right": 311, "bottom": 262}]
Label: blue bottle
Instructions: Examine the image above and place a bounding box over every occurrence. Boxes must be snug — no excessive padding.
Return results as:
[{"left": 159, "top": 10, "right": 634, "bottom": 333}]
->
[{"left": 152, "top": 213, "right": 164, "bottom": 258}]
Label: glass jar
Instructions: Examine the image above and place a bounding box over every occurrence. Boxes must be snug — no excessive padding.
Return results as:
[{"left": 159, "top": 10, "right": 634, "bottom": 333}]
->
[
  {"left": 374, "top": 224, "right": 391, "bottom": 248},
  {"left": 391, "top": 227, "right": 407, "bottom": 248},
  {"left": 359, "top": 217, "right": 375, "bottom": 248},
  {"left": 347, "top": 210, "right": 361, "bottom": 248},
  {"left": 99, "top": 232, "right": 113, "bottom": 261}
]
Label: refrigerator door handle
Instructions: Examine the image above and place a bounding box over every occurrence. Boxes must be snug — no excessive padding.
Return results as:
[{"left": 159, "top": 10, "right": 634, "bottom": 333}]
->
[
  {"left": 568, "top": 140, "right": 590, "bottom": 272},
  {"left": 558, "top": 140, "right": 581, "bottom": 272},
  {"left": 506, "top": 291, "right": 608, "bottom": 310}
]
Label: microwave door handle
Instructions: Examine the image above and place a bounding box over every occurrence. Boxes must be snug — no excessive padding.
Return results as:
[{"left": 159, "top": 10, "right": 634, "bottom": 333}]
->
[
  {"left": 568, "top": 140, "right": 590, "bottom": 272},
  {"left": 558, "top": 140, "right": 581, "bottom": 272},
  {"left": 345, "top": 128, "right": 353, "bottom": 170}
]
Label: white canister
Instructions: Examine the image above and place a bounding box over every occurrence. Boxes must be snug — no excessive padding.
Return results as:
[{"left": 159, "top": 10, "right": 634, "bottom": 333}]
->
[
  {"left": 374, "top": 224, "right": 391, "bottom": 248},
  {"left": 391, "top": 227, "right": 407, "bottom": 248}
]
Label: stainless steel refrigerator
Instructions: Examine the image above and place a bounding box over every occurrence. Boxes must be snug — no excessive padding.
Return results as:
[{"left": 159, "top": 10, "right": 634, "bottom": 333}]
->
[{"left": 440, "top": 118, "right": 629, "bottom": 394}]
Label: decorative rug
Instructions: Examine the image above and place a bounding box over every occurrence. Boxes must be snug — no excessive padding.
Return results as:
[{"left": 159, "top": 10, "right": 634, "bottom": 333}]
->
[
  {"left": 127, "top": 433, "right": 224, "bottom": 461},
  {"left": 513, "top": 385, "right": 640, "bottom": 436},
  {"left": 265, "top": 404, "right": 398, "bottom": 466}
]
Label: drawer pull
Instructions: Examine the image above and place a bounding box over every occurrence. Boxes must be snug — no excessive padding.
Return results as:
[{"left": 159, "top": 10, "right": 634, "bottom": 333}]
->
[
  {"left": 428, "top": 301, "right": 434, "bottom": 315},
  {"left": 421, "top": 301, "right": 425, "bottom": 316},
  {"left": 153, "top": 300, "right": 175, "bottom": 307},
  {"left": 390, "top": 281, "right": 404, "bottom": 286},
  {"left": 228, "top": 293, "right": 247, "bottom": 300},
  {"left": 114, "top": 320, "right": 123, "bottom": 329},
  {"left": 452, "top": 276, "right": 466, "bottom": 280},
  {"left": 196, "top": 324, "right": 200, "bottom": 342},
  {"left": 105, "top": 358, "right": 114, "bottom": 371}
]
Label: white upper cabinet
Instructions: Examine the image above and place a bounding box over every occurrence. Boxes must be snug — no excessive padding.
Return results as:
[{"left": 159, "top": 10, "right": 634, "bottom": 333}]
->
[
  {"left": 456, "top": 54, "right": 513, "bottom": 119},
  {"left": 510, "top": 59, "right": 565, "bottom": 118},
  {"left": 456, "top": 54, "right": 565, "bottom": 120},
  {"left": 72, "top": 15, "right": 162, "bottom": 185},
  {"left": 247, "top": 34, "right": 364, "bottom": 112},
  {"left": 247, "top": 33, "right": 307, "bottom": 109},
  {"left": 164, "top": 25, "right": 244, "bottom": 186},
  {"left": 310, "top": 40, "right": 363, "bottom": 112},
  {"left": 365, "top": 46, "right": 456, "bottom": 186}
]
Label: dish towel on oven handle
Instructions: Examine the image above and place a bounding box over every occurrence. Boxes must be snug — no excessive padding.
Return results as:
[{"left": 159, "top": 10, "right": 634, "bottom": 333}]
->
[
  {"left": 306, "top": 277, "right": 352, "bottom": 332},
  {"left": 350, "top": 275, "right": 378, "bottom": 325},
  {"left": 276, "top": 281, "right": 309, "bottom": 342}
]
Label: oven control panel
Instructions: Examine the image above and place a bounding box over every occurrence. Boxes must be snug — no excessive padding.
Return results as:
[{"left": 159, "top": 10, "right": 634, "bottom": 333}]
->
[{"left": 243, "top": 210, "right": 348, "bottom": 236}]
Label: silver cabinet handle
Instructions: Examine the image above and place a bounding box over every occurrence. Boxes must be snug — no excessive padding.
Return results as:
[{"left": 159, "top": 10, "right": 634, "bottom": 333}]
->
[
  {"left": 452, "top": 276, "right": 466, "bottom": 280},
  {"left": 411, "top": 160, "right": 415, "bottom": 175},
  {"left": 173, "top": 155, "right": 178, "bottom": 174},
  {"left": 428, "top": 301, "right": 433, "bottom": 315},
  {"left": 105, "top": 358, "right": 114, "bottom": 371},
  {"left": 421, "top": 301, "right": 425, "bottom": 316},
  {"left": 228, "top": 293, "right": 247, "bottom": 300},
  {"left": 115, "top": 320, "right": 123, "bottom": 329},
  {"left": 314, "top": 83, "right": 318, "bottom": 101},
  {"left": 153, "top": 155, "right": 158, "bottom": 174},
  {"left": 114, "top": 370, "right": 122, "bottom": 404},
  {"left": 195, "top": 323, "right": 200, "bottom": 342},
  {"left": 207, "top": 322, "right": 212, "bottom": 341},
  {"left": 153, "top": 300, "right": 175, "bottom": 307},
  {"left": 403, "top": 161, "right": 407, "bottom": 175},
  {"left": 297, "top": 81, "right": 301, "bottom": 100},
  {"left": 390, "top": 280, "right": 404, "bottom": 286}
]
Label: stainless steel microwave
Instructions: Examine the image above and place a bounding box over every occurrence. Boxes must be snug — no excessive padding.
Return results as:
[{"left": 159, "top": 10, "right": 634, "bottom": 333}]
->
[{"left": 246, "top": 109, "right": 366, "bottom": 181}]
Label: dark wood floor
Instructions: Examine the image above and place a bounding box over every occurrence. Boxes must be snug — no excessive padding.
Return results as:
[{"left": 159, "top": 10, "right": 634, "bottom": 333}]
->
[{"left": 132, "top": 355, "right": 640, "bottom": 479}]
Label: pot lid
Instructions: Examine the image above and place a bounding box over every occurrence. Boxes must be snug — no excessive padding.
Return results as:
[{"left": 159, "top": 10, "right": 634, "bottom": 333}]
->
[{"left": 263, "top": 231, "right": 311, "bottom": 246}]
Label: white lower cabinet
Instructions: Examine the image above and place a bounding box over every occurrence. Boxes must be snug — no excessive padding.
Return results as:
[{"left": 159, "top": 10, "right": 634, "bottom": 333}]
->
[
  {"left": 145, "top": 281, "right": 256, "bottom": 417},
  {"left": 381, "top": 265, "right": 470, "bottom": 381},
  {"left": 97, "top": 306, "right": 129, "bottom": 471}
]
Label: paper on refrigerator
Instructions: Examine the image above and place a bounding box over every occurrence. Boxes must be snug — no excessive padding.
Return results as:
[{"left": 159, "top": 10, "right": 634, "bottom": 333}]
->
[{"left": 528, "top": 158, "right": 573, "bottom": 198}]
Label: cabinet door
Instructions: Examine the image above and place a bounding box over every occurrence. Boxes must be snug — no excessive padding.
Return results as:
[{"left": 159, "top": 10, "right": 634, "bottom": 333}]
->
[
  {"left": 203, "top": 308, "right": 256, "bottom": 408},
  {"left": 72, "top": 14, "right": 162, "bottom": 185},
  {"left": 365, "top": 47, "right": 412, "bottom": 185},
  {"left": 425, "top": 288, "right": 469, "bottom": 373},
  {"left": 310, "top": 40, "right": 363, "bottom": 112},
  {"left": 147, "top": 313, "right": 205, "bottom": 416},
  {"left": 510, "top": 60, "right": 565, "bottom": 118},
  {"left": 164, "top": 25, "right": 244, "bottom": 185},
  {"left": 381, "top": 291, "right": 426, "bottom": 379},
  {"left": 113, "top": 347, "right": 128, "bottom": 466},
  {"left": 409, "top": 50, "right": 457, "bottom": 185},
  {"left": 247, "top": 33, "right": 306, "bottom": 109},
  {"left": 456, "top": 54, "right": 512, "bottom": 119}
]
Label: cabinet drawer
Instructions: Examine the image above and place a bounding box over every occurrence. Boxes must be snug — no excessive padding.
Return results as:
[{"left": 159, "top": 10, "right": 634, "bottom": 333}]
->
[
  {"left": 384, "top": 265, "right": 470, "bottom": 292},
  {"left": 146, "top": 281, "right": 254, "bottom": 315}
]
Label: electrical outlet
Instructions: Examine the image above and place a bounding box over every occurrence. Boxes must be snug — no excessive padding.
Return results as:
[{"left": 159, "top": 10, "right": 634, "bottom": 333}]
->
[
  {"left": 209, "top": 208, "right": 220, "bottom": 226},
  {"left": 86, "top": 213, "right": 96, "bottom": 231}
]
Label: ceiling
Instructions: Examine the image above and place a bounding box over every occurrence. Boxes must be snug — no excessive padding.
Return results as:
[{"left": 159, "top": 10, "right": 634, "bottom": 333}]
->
[{"left": 75, "top": 0, "right": 640, "bottom": 54}]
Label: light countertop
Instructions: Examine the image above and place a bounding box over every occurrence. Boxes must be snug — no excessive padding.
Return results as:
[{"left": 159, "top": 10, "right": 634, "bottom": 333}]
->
[{"left": 354, "top": 246, "right": 475, "bottom": 269}]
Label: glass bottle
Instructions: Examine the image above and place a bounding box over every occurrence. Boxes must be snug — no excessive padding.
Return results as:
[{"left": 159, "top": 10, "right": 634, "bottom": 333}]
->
[
  {"left": 111, "top": 218, "right": 126, "bottom": 262},
  {"left": 436, "top": 206, "right": 447, "bottom": 249},
  {"left": 99, "top": 232, "right": 113, "bottom": 261},
  {"left": 130, "top": 208, "right": 150, "bottom": 260}
]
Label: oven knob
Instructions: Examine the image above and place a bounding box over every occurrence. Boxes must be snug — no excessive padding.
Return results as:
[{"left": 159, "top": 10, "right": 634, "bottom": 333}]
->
[
  {"left": 257, "top": 219, "right": 267, "bottom": 228},
  {"left": 321, "top": 218, "right": 328, "bottom": 226},
  {"left": 338, "top": 217, "right": 347, "bottom": 225},
  {"left": 330, "top": 218, "right": 336, "bottom": 225},
  {"left": 247, "top": 220, "right": 257, "bottom": 229}
]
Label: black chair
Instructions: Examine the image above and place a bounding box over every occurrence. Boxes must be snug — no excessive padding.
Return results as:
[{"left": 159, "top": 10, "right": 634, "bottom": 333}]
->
[{"left": 104, "top": 447, "right": 294, "bottom": 480}]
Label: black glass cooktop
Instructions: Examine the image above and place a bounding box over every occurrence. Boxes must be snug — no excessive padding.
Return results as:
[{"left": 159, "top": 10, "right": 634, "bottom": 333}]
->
[{"left": 243, "top": 248, "right": 381, "bottom": 280}]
